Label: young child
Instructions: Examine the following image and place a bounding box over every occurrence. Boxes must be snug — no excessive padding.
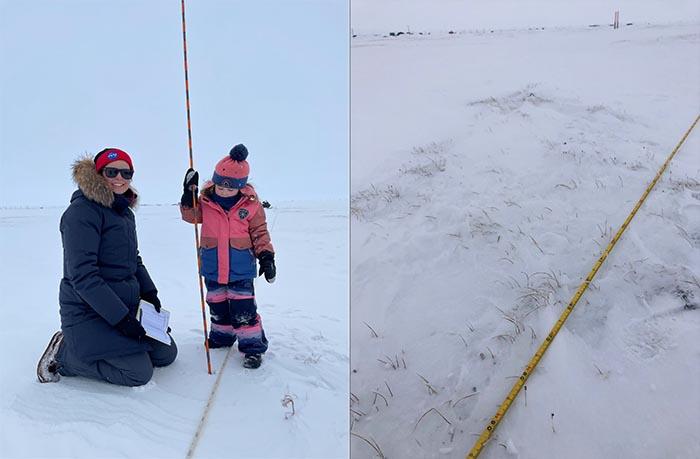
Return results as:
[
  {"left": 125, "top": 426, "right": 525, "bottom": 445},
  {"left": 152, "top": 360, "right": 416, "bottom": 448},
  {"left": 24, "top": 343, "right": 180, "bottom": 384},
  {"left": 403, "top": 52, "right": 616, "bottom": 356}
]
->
[{"left": 180, "top": 144, "right": 276, "bottom": 369}]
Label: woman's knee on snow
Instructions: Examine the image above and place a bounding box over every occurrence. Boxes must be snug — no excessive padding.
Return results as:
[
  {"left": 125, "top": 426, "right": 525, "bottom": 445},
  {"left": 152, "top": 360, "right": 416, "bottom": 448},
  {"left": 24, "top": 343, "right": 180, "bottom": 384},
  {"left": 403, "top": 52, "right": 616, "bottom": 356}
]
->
[
  {"left": 99, "top": 353, "right": 154, "bottom": 387},
  {"left": 124, "top": 364, "right": 154, "bottom": 387},
  {"left": 150, "top": 337, "right": 178, "bottom": 367}
]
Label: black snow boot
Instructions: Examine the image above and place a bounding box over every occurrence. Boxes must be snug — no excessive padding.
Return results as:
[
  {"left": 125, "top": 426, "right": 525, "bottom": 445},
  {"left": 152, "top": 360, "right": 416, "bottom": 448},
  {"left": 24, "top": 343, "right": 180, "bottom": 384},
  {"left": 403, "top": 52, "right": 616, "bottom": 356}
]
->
[
  {"left": 37, "top": 331, "right": 64, "bottom": 383},
  {"left": 243, "top": 353, "right": 262, "bottom": 369}
]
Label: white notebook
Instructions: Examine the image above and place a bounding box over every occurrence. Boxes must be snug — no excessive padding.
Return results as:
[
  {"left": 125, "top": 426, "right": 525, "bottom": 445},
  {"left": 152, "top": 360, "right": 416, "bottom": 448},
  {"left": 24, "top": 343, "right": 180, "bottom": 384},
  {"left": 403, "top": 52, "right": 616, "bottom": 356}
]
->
[{"left": 137, "top": 301, "right": 172, "bottom": 345}]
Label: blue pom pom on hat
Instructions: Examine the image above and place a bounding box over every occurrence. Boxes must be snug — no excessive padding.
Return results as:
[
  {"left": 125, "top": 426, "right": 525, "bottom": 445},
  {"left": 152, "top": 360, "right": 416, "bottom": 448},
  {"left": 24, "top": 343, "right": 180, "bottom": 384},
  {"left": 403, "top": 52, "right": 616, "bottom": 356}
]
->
[{"left": 229, "top": 144, "right": 249, "bottom": 161}]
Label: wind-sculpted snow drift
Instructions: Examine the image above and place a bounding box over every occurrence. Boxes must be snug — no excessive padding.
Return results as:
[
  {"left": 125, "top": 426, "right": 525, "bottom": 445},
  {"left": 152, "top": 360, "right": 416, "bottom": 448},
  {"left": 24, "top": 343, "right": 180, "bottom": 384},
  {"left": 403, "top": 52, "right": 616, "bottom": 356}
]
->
[{"left": 351, "top": 23, "right": 700, "bottom": 459}]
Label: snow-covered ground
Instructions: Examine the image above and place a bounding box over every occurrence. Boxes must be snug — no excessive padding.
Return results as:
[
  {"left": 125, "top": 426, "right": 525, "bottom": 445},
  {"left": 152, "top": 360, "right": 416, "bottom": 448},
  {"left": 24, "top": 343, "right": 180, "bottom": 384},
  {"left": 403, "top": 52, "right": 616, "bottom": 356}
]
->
[
  {"left": 350, "top": 16, "right": 700, "bottom": 459},
  {"left": 0, "top": 200, "right": 348, "bottom": 458}
]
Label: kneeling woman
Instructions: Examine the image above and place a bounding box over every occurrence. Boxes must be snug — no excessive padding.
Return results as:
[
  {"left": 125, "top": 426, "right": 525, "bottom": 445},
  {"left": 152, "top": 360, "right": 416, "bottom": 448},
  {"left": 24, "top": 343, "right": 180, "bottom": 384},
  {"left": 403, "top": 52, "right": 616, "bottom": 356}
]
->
[{"left": 37, "top": 149, "right": 177, "bottom": 387}]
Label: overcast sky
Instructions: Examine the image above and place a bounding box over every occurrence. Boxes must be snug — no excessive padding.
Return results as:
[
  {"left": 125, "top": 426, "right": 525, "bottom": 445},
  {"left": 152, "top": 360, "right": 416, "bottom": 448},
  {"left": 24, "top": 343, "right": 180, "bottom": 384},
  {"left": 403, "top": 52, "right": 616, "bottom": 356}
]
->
[{"left": 0, "top": 0, "right": 348, "bottom": 206}]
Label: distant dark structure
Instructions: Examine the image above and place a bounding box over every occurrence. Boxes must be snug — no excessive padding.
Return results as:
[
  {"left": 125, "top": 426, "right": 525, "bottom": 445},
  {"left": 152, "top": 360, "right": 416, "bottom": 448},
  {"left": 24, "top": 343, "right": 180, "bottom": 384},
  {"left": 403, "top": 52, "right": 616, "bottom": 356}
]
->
[{"left": 262, "top": 200, "right": 272, "bottom": 209}]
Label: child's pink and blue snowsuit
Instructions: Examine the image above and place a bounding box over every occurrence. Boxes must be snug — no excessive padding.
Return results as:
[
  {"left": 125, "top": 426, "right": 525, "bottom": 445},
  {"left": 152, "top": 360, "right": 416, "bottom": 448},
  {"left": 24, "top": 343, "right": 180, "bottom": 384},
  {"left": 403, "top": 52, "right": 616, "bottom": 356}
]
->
[{"left": 181, "top": 182, "right": 273, "bottom": 353}]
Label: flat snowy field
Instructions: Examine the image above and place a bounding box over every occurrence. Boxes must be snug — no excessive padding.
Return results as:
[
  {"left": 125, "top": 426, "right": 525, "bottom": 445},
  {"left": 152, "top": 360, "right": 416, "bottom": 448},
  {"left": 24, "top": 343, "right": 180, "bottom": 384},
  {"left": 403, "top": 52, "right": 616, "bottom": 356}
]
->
[
  {"left": 351, "top": 21, "right": 699, "bottom": 459},
  {"left": 0, "top": 200, "right": 348, "bottom": 458}
]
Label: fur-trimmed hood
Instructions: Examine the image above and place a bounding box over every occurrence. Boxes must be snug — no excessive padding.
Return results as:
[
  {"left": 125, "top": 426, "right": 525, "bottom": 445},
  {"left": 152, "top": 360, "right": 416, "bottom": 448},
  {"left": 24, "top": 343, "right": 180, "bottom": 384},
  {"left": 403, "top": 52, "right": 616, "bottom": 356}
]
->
[{"left": 71, "top": 156, "right": 138, "bottom": 208}]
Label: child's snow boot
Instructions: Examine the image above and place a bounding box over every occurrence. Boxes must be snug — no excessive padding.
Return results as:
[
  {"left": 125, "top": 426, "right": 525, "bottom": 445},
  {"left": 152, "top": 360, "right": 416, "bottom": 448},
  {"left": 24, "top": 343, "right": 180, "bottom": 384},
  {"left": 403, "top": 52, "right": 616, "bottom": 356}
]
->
[
  {"left": 37, "top": 331, "right": 64, "bottom": 383},
  {"left": 243, "top": 353, "right": 262, "bottom": 369}
]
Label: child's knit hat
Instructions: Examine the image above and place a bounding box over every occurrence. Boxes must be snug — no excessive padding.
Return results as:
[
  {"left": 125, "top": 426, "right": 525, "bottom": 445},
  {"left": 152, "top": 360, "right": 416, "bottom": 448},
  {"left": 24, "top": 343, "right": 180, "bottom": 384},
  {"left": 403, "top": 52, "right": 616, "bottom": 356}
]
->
[{"left": 212, "top": 144, "right": 249, "bottom": 189}]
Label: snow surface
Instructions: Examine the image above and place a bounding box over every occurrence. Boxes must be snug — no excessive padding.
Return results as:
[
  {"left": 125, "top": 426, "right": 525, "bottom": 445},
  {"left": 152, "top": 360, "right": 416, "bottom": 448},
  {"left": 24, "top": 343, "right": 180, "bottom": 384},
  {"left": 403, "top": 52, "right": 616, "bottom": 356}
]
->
[
  {"left": 350, "top": 15, "right": 700, "bottom": 459},
  {"left": 0, "top": 201, "right": 348, "bottom": 458}
]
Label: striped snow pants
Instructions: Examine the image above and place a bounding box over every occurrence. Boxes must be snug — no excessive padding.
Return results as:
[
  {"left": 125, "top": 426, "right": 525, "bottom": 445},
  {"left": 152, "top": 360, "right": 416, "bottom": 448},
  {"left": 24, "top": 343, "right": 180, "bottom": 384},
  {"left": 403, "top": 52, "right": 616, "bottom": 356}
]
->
[{"left": 205, "top": 278, "right": 268, "bottom": 354}]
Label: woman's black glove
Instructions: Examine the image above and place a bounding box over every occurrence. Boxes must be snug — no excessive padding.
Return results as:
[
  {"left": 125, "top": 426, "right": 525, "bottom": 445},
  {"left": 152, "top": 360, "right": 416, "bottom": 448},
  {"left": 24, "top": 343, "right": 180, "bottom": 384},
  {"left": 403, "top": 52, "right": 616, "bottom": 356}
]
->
[
  {"left": 181, "top": 168, "right": 199, "bottom": 207},
  {"left": 141, "top": 290, "right": 162, "bottom": 313},
  {"left": 115, "top": 314, "right": 147, "bottom": 340},
  {"left": 258, "top": 251, "right": 276, "bottom": 283}
]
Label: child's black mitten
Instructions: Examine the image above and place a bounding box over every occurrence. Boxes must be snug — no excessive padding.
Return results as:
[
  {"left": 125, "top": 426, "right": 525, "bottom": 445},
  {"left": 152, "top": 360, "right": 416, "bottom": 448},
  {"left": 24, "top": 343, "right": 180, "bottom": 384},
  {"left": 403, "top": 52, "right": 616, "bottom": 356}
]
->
[
  {"left": 258, "top": 251, "right": 276, "bottom": 283},
  {"left": 181, "top": 168, "right": 199, "bottom": 207}
]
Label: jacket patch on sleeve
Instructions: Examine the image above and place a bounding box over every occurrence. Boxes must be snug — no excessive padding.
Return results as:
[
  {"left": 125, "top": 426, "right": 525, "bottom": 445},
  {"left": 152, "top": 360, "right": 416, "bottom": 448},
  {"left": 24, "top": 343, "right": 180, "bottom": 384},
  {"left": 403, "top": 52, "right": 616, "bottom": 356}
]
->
[{"left": 238, "top": 208, "right": 249, "bottom": 220}]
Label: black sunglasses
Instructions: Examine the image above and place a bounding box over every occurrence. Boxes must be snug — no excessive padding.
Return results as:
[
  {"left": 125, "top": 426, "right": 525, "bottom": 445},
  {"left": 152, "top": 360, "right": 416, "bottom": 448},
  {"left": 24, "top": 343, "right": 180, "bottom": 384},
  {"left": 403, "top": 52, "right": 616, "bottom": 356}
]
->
[{"left": 103, "top": 167, "right": 134, "bottom": 179}]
